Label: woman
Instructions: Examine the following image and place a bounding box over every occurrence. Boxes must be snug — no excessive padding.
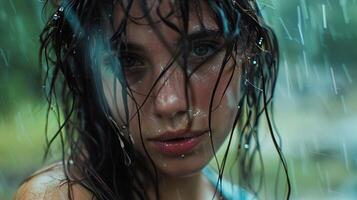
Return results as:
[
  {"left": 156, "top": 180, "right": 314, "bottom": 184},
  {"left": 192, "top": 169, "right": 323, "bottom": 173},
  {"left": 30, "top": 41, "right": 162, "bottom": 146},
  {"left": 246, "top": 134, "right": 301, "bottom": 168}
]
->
[{"left": 14, "top": 0, "right": 290, "bottom": 199}]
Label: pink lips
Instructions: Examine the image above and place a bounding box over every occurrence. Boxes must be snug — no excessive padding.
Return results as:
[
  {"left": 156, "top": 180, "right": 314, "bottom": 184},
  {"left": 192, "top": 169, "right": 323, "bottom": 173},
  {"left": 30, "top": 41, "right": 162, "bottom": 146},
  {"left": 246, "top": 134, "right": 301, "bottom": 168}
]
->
[{"left": 149, "top": 130, "right": 207, "bottom": 156}]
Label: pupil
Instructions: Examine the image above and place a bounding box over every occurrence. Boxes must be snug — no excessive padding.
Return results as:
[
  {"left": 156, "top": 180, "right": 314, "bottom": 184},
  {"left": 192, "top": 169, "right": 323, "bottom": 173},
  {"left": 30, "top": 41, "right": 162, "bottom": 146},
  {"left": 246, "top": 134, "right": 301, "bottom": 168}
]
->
[
  {"left": 122, "top": 57, "right": 135, "bottom": 66},
  {"left": 194, "top": 46, "right": 208, "bottom": 56}
]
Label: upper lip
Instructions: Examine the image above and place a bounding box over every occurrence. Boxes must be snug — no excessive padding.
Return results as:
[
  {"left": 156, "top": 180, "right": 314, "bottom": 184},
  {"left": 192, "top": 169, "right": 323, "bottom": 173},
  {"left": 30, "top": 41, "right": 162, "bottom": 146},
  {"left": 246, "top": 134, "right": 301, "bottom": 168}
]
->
[{"left": 148, "top": 130, "right": 207, "bottom": 141}]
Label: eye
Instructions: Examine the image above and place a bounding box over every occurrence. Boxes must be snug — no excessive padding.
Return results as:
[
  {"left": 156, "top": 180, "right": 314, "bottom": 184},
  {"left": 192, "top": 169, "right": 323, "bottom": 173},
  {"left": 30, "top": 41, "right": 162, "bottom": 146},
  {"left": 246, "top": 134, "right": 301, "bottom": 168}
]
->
[
  {"left": 120, "top": 55, "right": 144, "bottom": 68},
  {"left": 190, "top": 41, "right": 219, "bottom": 58},
  {"left": 119, "top": 53, "right": 148, "bottom": 85}
]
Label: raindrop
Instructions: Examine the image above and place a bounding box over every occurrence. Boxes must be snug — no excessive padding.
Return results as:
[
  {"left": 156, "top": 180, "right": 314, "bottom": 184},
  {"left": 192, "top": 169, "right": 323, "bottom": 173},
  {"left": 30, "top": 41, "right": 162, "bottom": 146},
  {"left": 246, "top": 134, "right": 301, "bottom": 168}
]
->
[
  {"left": 176, "top": 189, "right": 182, "bottom": 200},
  {"left": 322, "top": 4, "right": 327, "bottom": 29},
  {"left": 342, "top": 64, "right": 352, "bottom": 84},
  {"left": 0, "top": 48, "right": 9, "bottom": 67},
  {"left": 9, "top": 0, "right": 16, "bottom": 14},
  {"left": 124, "top": 150, "right": 132, "bottom": 166},
  {"left": 341, "top": 140, "right": 351, "bottom": 172},
  {"left": 295, "top": 63, "right": 303, "bottom": 91},
  {"left": 243, "top": 144, "right": 249, "bottom": 149},
  {"left": 329, "top": 67, "right": 338, "bottom": 95},
  {"left": 300, "top": 0, "right": 309, "bottom": 20},
  {"left": 279, "top": 17, "right": 293, "bottom": 40},
  {"left": 339, "top": 0, "right": 350, "bottom": 24},
  {"left": 129, "top": 134, "right": 135, "bottom": 144},
  {"left": 283, "top": 54, "right": 292, "bottom": 98},
  {"left": 297, "top": 6, "right": 304, "bottom": 45},
  {"left": 312, "top": 64, "right": 321, "bottom": 83},
  {"left": 302, "top": 50, "right": 309, "bottom": 78},
  {"left": 340, "top": 95, "right": 348, "bottom": 114},
  {"left": 244, "top": 79, "right": 263, "bottom": 92},
  {"left": 324, "top": 169, "right": 331, "bottom": 192}
]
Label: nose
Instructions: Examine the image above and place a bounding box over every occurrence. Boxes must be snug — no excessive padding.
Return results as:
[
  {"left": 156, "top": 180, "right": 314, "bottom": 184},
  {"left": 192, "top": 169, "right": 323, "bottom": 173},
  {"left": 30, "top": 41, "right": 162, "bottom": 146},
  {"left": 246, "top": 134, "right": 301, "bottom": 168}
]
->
[{"left": 153, "top": 65, "right": 189, "bottom": 119}]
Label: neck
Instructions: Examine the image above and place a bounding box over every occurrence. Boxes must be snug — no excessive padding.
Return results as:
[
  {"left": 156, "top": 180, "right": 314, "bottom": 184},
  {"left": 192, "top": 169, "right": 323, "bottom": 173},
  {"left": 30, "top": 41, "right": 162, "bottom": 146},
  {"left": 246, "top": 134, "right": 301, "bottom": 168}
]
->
[{"left": 146, "top": 171, "right": 219, "bottom": 200}]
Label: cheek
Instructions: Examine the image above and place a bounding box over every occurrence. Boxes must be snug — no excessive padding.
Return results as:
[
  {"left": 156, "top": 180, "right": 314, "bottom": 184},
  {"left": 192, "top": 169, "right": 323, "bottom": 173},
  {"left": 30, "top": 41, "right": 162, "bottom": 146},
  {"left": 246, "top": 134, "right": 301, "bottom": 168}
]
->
[
  {"left": 102, "top": 76, "right": 132, "bottom": 125},
  {"left": 190, "top": 62, "right": 241, "bottom": 144},
  {"left": 191, "top": 66, "right": 240, "bottom": 111},
  {"left": 102, "top": 77, "right": 144, "bottom": 146}
]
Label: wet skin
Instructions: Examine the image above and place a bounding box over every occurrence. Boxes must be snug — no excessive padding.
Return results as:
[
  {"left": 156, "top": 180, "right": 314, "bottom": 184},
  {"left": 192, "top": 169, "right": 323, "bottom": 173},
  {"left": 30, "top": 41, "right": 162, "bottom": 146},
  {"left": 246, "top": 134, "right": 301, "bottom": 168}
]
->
[
  {"left": 102, "top": 0, "right": 242, "bottom": 199},
  {"left": 14, "top": 0, "right": 243, "bottom": 199},
  {"left": 103, "top": 0, "right": 241, "bottom": 178}
]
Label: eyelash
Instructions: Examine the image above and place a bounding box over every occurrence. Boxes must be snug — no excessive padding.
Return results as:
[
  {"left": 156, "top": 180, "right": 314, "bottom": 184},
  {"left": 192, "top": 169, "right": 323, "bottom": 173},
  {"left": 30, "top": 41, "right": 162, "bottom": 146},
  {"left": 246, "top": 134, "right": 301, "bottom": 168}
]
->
[
  {"left": 119, "top": 40, "right": 219, "bottom": 68},
  {"left": 189, "top": 40, "right": 219, "bottom": 59},
  {"left": 120, "top": 54, "right": 145, "bottom": 68}
]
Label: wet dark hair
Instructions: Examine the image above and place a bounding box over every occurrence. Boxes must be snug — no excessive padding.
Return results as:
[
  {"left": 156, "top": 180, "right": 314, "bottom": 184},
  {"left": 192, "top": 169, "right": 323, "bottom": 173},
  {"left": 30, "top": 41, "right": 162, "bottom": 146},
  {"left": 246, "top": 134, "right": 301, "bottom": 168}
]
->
[{"left": 40, "top": 0, "right": 290, "bottom": 199}]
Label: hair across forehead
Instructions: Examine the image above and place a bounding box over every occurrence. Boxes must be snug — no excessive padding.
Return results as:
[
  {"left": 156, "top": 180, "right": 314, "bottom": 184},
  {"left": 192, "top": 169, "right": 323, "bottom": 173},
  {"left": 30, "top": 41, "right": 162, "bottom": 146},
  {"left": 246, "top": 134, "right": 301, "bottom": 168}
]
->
[{"left": 113, "top": 0, "right": 219, "bottom": 34}]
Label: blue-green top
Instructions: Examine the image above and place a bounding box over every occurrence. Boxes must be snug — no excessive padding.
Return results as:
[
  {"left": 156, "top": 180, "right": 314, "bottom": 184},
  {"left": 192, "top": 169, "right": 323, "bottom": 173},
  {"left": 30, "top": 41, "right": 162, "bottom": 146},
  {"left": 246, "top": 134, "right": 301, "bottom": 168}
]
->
[{"left": 202, "top": 167, "right": 256, "bottom": 200}]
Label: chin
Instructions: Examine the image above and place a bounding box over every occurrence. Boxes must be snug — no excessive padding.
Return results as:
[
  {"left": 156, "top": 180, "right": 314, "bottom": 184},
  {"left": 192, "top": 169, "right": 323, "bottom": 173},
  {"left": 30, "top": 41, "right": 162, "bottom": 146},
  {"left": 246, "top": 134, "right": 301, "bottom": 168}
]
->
[{"left": 154, "top": 150, "right": 211, "bottom": 178}]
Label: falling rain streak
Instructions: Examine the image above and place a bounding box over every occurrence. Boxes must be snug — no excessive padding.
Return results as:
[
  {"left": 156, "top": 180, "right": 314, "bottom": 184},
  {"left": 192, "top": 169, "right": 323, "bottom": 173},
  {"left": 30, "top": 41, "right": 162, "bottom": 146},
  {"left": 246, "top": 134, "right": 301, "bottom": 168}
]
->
[
  {"left": 279, "top": 17, "right": 293, "bottom": 40},
  {"left": 297, "top": 6, "right": 304, "bottom": 45},
  {"left": 330, "top": 67, "right": 338, "bottom": 95},
  {"left": 0, "top": 49, "right": 9, "bottom": 67},
  {"left": 270, "top": 0, "right": 357, "bottom": 199},
  {"left": 322, "top": 4, "right": 327, "bottom": 29}
]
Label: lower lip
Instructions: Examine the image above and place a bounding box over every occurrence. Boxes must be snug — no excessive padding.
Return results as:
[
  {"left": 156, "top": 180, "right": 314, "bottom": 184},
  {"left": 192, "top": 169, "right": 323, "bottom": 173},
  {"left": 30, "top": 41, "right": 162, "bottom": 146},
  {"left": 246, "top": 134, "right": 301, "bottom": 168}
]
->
[{"left": 150, "top": 132, "right": 206, "bottom": 156}]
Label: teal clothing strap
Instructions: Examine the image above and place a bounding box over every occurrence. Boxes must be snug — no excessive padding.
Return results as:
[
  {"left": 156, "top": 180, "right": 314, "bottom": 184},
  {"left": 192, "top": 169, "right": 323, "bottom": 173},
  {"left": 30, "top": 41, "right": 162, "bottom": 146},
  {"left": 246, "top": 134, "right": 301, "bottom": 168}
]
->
[{"left": 202, "top": 167, "right": 256, "bottom": 200}]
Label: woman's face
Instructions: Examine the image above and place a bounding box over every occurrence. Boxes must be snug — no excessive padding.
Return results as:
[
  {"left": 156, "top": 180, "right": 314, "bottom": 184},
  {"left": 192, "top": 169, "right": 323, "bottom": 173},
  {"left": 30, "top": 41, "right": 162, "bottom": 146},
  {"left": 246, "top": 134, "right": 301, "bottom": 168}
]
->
[{"left": 102, "top": 0, "right": 242, "bottom": 177}]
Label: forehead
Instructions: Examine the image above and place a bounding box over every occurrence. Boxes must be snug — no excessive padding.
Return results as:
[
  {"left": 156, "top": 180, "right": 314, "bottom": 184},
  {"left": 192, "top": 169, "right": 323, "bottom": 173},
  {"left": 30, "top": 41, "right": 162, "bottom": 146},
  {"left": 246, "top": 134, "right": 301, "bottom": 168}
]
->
[{"left": 113, "top": 0, "right": 218, "bottom": 35}]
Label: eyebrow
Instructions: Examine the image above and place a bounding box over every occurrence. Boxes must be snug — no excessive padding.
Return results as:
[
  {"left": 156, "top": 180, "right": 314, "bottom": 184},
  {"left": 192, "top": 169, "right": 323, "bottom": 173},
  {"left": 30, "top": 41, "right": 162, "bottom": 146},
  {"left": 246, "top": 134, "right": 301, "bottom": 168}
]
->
[
  {"left": 120, "top": 29, "right": 222, "bottom": 52},
  {"left": 120, "top": 43, "right": 146, "bottom": 53},
  {"left": 186, "top": 29, "right": 222, "bottom": 40}
]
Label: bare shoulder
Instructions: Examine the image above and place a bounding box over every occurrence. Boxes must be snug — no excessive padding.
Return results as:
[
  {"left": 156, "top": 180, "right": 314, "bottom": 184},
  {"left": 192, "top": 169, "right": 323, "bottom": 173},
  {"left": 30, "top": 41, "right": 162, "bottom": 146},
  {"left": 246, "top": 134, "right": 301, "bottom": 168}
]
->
[{"left": 13, "top": 162, "right": 94, "bottom": 200}]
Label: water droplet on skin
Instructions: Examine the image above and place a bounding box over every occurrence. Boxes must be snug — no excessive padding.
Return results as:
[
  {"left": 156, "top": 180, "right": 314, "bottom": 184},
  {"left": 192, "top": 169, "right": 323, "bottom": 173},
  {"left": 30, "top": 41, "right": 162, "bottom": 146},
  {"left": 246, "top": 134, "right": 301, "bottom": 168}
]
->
[
  {"left": 53, "top": 13, "right": 60, "bottom": 20},
  {"left": 129, "top": 134, "right": 135, "bottom": 144}
]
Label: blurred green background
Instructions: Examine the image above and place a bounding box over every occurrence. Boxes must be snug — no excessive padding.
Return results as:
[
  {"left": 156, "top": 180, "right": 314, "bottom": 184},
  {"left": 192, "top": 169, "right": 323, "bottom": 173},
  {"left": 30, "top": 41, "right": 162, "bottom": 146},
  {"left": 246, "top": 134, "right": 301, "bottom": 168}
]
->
[{"left": 0, "top": 0, "right": 356, "bottom": 199}]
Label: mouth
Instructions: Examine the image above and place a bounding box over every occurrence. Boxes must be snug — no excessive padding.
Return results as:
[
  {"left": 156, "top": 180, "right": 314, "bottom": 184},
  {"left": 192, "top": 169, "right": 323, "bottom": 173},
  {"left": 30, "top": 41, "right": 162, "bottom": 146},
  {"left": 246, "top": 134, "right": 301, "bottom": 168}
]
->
[{"left": 148, "top": 131, "right": 207, "bottom": 156}]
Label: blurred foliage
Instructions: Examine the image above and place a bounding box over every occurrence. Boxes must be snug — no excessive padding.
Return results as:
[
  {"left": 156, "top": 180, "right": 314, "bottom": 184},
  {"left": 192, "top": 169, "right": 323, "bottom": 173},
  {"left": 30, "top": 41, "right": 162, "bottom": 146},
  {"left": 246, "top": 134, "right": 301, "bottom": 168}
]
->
[{"left": 0, "top": 0, "right": 43, "bottom": 115}]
